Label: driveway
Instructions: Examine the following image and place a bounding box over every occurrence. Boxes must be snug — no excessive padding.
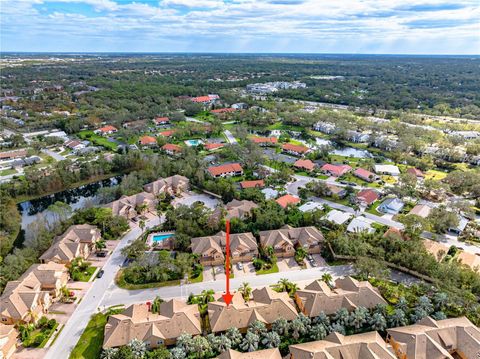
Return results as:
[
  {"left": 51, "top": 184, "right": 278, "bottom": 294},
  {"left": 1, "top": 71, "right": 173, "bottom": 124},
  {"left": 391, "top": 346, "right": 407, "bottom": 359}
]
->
[
  {"left": 202, "top": 266, "right": 215, "bottom": 282},
  {"left": 41, "top": 148, "right": 66, "bottom": 161},
  {"left": 173, "top": 192, "right": 219, "bottom": 209},
  {"left": 277, "top": 257, "right": 301, "bottom": 272},
  {"left": 304, "top": 254, "right": 327, "bottom": 269},
  {"left": 232, "top": 262, "right": 256, "bottom": 278}
]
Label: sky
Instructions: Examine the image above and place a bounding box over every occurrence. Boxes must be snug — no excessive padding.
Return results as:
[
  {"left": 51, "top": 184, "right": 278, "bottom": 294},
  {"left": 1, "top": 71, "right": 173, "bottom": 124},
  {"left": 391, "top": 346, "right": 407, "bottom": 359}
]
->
[{"left": 1, "top": 0, "right": 479, "bottom": 54}]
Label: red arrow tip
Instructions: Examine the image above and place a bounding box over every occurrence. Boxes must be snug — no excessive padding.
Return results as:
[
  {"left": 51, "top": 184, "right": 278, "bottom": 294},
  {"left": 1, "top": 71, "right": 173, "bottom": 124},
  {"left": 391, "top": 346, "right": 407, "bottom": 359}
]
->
[{"left": 222, "top": 292, "right": 233, "bottom": 306}]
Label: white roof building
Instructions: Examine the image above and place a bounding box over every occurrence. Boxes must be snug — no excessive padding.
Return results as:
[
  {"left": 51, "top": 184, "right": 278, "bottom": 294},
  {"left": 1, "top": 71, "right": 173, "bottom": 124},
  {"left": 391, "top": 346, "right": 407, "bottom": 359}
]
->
[
  {"left": 262, "top": 188, "right": 279, "bottom": 200},
  {"left": 299, "top": 201, "right": 324, "bottom": 213},
  {"left": 347, "top": 216, "right": 375, "bottom": 234},
  {"left": 324, "top": 210, "right": 353, "bottom": 225},
  {"left": 374, "top": 164, "right": 400, "bottom": 176}
]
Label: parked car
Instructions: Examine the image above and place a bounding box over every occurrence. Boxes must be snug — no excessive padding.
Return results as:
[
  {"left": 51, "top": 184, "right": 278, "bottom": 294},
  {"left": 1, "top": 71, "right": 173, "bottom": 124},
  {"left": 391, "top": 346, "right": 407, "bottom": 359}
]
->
[
  {"left": 96, "top": 251, "right": 107, "bottom": 257},
  {"left": 237, "top": 262, "right": 243, "bottom": 270},
  {"left": 97, "top": 269, "right": 105, "bottom": 278}
]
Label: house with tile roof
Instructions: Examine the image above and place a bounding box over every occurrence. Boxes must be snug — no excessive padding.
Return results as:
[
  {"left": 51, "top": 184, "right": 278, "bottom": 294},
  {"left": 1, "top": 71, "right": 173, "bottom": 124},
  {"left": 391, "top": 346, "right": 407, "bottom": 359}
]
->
[
  {"left": 208, "top": 287, "right": 298, "bottom": 333},
  {"left": 217, "top": 348, "right": 281, "bottom": 359},
  {"left": 211, "top": 108, "right": 236, "bottom": 114},
  {"left": 158, "top": 129, "right": 176, "bottom": 137},
  {"left": 326, "top": 184, "right": 347, "bottom": 198},
  {"left": 0, "top": 263, "right": 69, "bottom": 324},
  {"left": 408, "top": 204, "right": 432, "bottom": 218},
  {"left": 224, "top": 199, "right": 259, "bottom": 220},
  {"left": 240, "top": 179, "right": 265, "bottom": 189},
  {"left": 282, "top": 143, "right": 310, "bottom": 156},
  {"left": 387, "top": 316, "right": 480, "bottom": 359},
  {"left": 191, "top": 231, "right": 258, "bottom": 265},
  {"left": 161, "top": 143, "right": 182, "bottom": 155},
  {"left": 204, "top": 143, "right": 225, "bottom": 151},
  {"left": 105, "top": 192, "right": 156, "bottom": 220},
  {"left": 294, "top": 277, "right": 386, "bottom": 318},
  {"left": 153, "top": 117, "right": 170, "bottom": 126},
  {"left": 289, "top": 331, "right": 396, "bottom": 359},
  {"left": 103, "top": 299, "right": 201, "bottom": 349},
  {"left": 407, "top": 167, "right": 425, "bottom": 178},
  {"left": 139, "top": 135, "right": 157, "bottom": 147},
  {"left": 144, "top": 175, "right": 189, "bottom": 197},
  {"left": 208, "top": 163, "right": 244, "bottom": 178},
  {"left": 275, "top": 194, "right": 300, "bottom": 208},
  {"left": 353, "top": 168, "right": 378, "bottom": 182},
  {"left": 321, "top": 164, "right": 352, "bottom": 177},
  {"left": 94, "top": 125, "right": 118, "bottom": 136},
  {"left": 0, "top": 324, "right": 18, "bottom": 359},
  {"left": 355, "top": 189, "right": 380, "bottom": 207},
  {"left": 294, "top": 159, "right": 316, "bottom": 172},
  {"left": 40, "top": 224, "right": 101, "bottom": 264},
  {"left": 251, "top": 137, "right": 278, "bottom": 146},
  {"left": 259, "top": 225, "right": 324, "bottom": 258}
]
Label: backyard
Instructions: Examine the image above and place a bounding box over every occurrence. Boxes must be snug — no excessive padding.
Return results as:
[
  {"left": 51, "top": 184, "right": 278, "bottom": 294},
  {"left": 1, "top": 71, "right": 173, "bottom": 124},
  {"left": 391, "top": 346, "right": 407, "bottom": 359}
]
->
[{"left": 78, "top": 130, "right": 118, "bottom": 151}]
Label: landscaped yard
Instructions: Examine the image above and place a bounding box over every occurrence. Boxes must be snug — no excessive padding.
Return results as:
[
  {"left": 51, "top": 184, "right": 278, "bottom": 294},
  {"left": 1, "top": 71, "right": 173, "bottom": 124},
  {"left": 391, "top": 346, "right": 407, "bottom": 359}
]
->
[
  {"left": 72, "top": 266, "right": 97, "bottom": 282},
  {"left": 21, "top": 317, "right": 58, "bottom": 348},
  {"left": 0, "top": 168, "right": 17, "bottom": 176},
  {"left": 424, "top": 169, "right": 448, "bottom": 181},
  {"left": 366, "top": 200, "right": 383, "bottom": 215},
  {"left": 189, "top": 271, "right": 203, "bottom": 283},
  {"left": 256, "top": 262, "right": 279, "bottom": 275},
  {"left": 78, "top": 130, "right": 118, "bottom": 150},
  {"left": 70, "top": 307, "right": 123, "bottom": 359},
  {"left": 115, "top": 269, "right": 181, "bottom": 289}
]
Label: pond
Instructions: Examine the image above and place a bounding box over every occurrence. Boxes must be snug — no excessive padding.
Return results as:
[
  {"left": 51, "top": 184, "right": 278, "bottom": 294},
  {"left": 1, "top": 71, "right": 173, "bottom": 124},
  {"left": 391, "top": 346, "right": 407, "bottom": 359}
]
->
[
  {"left": 18, "top": 176, "right": 122, "bottom": 230},
  {"left": 332, "top": 147, "right": 373, "bottom": 158}
]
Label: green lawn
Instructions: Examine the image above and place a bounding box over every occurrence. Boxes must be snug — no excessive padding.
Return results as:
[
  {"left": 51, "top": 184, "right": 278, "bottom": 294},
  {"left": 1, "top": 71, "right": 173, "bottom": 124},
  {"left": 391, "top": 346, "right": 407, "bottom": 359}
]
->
[
  {"left": 23, "top": 322, "right": 59, "bottom": 348},
  {"left": 72, "top": 266, "right": 97, "bottom": 282},
  {"left": 70, "top": 308, "right": 123, "bottom": 359},
  {"left": 342, "top": 173, "right": 382, "bottom": 188},
  {"left": 116, "top": 270, "right": 181, "bottom": 289},
  {"left": 366, "top": 200, "right": 383, "bottom": 215},
  {"left": 189, "top": 272, "right": 203, "bottom": 283},
  {"left": 256, "top": 263, "right": 279, "bottom": 275},
  {"left": 78, "top": 130, "right": 118, "bottom": 151},
  {"left": 0, "top": 168, "right": 17, "bottom": 176}
]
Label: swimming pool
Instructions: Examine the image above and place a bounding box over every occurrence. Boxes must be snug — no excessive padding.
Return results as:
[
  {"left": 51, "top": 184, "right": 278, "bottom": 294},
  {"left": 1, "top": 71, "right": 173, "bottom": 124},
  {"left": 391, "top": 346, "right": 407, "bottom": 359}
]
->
[
  {"left": 152, "top": 233, "right": 174, "bottom": 242},
  {"left": 184, "top": 139, "right": 204, "bottom": 147}
]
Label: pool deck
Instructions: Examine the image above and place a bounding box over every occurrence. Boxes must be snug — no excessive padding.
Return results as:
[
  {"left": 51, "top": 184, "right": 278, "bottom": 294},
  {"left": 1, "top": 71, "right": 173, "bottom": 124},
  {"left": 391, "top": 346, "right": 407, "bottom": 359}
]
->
[{"left": 146, "top": 231, "right": 175, "bottom": 249}]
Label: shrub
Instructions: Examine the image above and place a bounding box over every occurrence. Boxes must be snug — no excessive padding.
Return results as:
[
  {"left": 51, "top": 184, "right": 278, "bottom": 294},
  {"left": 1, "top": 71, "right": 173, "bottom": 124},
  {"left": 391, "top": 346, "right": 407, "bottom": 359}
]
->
[{"left": 46, "top": 319, "right": 57, "bottom": 330}]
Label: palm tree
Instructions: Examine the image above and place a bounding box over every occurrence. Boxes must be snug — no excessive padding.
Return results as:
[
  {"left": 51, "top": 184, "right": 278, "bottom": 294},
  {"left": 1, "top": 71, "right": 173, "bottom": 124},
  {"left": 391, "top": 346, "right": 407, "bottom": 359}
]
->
[
  {"left": 310, "top": 323, "right": 327, "bottom": 340},
  {"left": 239, "top": 282, "right": 252, "bottom": 301},
  {"left": 349, "top": 306, "right": 369, "bottom": 331},
  {"left": 369, "top": 312, "right": 387, "bottom": 331},
  {"left": 388, "top": 309, "right": 408, "bottom": 328},
  {"left": 127, "top": 338, "right": 147, "bottom": 358},
  {"left": 201, "top": 289, "right": 215, "bottom": 305},
  {"left": 101, "top": 348, "right": 119, "bottom": 359},
  {"left": 226, "top": 327, "right": 242, "bottom": 348},
  {"left": 208, "top": 334, "right": 232, "bottom": 354},
  {"left": 151, "top": 296, "right": 163, "bottom": 314},
  {"left": 95, "top": 240, "right": 107, "bottom": 251},
  {"left": 240, "top": 331, "right": 259, "bottom": 352},
  {"left": 395, "top": 296, "right": 409, "bottom": 312},
  {"left": 321, "top": 273, "right": 333, "bottom": 287},
  {"left": 248, "top": 320, "right": 267, "bottom": 335},
  {"left": 333, "top": 307, "right": 349, "bottom": 327},
  {"left": 329, "top": 322, "right": 346, "bottom": 335},
  {"left": 417, "top": 295, "right": 434, "bottom": 314},
  {"left": 273, "top": 278, "right": 298, "bottom": 297},
  {"left": 261, "top": 331, "right": 280, "bottom": 348},
  {"left": 290, "top": 316, "right": 307, "bottom": 340},
  {"left": 272, "top": 318, "right": 289, "bottom": 336}
]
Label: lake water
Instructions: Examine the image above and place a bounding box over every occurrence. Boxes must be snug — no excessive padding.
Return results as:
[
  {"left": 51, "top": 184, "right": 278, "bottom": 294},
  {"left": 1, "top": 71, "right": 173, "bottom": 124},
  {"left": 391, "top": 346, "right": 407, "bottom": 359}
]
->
[
  {"left": 332, "top": 147, "right": 373, "bottom": 158},
  {"left": 19, "top": 176, "right": 122, "bottom": 230}
]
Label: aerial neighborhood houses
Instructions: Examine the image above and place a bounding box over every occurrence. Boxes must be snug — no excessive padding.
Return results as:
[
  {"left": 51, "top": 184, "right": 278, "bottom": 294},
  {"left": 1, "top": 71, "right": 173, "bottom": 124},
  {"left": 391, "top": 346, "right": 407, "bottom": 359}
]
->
[
  {"left": 282, "top": 143, "right": 310, "bottom": 156},
  {"left": 161, "top": 143, "right": 182, "bottom": 155},
  {"left": 321, "top": 163, "right": 352, "bottom": 177},
  {"left": 353, "top": 168, "right": 378, "bottom": 182},
  {"left": 94, "top": 125, "right": 118, "bottom": 136},
  {"left": 39, "top": 224, "right": 101, "bottom": 264},
  {"left": 207, "top": 163, "right": 244, "bottom": 178},
  {"left": 355, "top": 189, "right": 380, "bottom": 207},
  {"left": 259, "top": 225, "right": 324, "bottom": 258},
  {"left": 0, "top": 262, "right": 69, "bottom": 324},
  {"left": 378, "top": 197, "right": 405, "bottom": 215},
  {"left": 251, "top": 137, "right": 278, "bottom": 146},
  {"left": 373, "top": 164, "right": 400, "bottom": 176},
  {"left": 246, "top": 81, "right": 306, "bottom": 95}
]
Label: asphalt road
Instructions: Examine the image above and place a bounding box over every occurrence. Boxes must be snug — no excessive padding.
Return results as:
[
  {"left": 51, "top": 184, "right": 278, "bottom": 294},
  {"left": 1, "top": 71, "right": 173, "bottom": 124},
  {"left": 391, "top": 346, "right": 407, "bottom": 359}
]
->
[
  {"left": 223, "top": 130, "right": 238, "bottom": 144},
  {"left": 41, "top": 148, "right": 67, "bottom": 161},
  {"left": 44, "top": 217, "right": 160, "bottom": 359}
]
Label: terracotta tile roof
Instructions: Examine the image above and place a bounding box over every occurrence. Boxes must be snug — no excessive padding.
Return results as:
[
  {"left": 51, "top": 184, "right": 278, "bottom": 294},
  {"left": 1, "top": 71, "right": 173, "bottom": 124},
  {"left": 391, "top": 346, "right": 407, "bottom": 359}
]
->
[
  {"left": 240, "top": 180, "right": 265, "bottom": 189},
  {"left": 205, "top": 143, "right": 225, "bottom": 151},
  {"left": 354, "top": 167, "right": 375, "bottom": 180},
  {"left": 294, "top": 159, "right": 315, "bottom": 171},
  {"left": 275, "top": 194, "right": 300, "bottom": 208},
  {"left": 191, "top": 231, "right": 258, "bottom": 260},
  {"left": 321, "top": 163, "right": 352, "bottom": 176},
  {"left": 154, "top": 117, "right": 169, "bottom": 124},
  {"left": 211, "top": 108, "right": 236, "bottom": 113},
  {"left": 0, "top": 149, "right": 27, "bottom": 159},
  {"left": 139, "top": 136, "right": 157, "bottom": 145},
  {"left": 162, "top": 144, "right": 182, "bottom": 153},
  {"left": 252, "top": 137, "right": 278, "bottom": 144},
  {"left": 97, "top": 125, "right": 117, "bottom": 133},
  {"left": 259, "top": 225, "right": 324, "bottom": 250},
  {"left": 158, "top": 129, "right": 176, "bottom": 137},
  {"left": 217, "top": 348, "right": 282, "bottom": 359},
  {"left": 356, "top": 189, "right": 379, "bottom": 205},
  {"left": 207, "top": 163, "right": 243, "bottom": 177},
  {"left": 407, "top": 167, "right": 425, "bottom": 177},
  {"left": 282, "top": 143, "right": 309, "bottom": 154}
]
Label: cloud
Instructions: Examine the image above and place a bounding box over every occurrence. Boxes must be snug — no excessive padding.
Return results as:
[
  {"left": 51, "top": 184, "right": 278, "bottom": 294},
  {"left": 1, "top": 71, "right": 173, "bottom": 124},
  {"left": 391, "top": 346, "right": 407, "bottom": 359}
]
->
[{"left": 1, "top": 0, "right": 479, "bottom": 53}]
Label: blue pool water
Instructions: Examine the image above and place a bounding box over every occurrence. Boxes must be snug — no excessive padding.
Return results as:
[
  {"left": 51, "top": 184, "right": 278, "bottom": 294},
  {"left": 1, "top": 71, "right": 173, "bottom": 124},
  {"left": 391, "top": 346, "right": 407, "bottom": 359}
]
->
[
  {"left": 185, "top": 139, "right": 203, "bottom": 146},
  {"left": 152, "top": 234, "right": 174, "bottom": 242}
]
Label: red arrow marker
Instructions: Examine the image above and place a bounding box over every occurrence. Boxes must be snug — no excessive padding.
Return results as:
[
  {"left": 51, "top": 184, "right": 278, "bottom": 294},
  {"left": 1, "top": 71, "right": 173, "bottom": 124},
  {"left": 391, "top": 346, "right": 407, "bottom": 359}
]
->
[{"left": 222, "top": 220, "right": 233, "bottom": 306}]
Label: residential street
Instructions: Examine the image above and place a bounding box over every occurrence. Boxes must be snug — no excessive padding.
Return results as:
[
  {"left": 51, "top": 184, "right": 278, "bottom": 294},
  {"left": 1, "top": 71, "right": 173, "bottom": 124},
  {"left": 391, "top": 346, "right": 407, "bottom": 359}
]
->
[
  {"left": 44, "top": 217, "right": 161, "bottom": 359},
  {"left": 223, "top": 130, "right": 238, "bottom": 144},
  {"left": 41, "top": 148, "right": 67, "bottom": 161}
]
